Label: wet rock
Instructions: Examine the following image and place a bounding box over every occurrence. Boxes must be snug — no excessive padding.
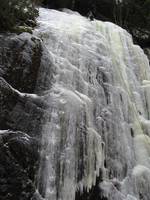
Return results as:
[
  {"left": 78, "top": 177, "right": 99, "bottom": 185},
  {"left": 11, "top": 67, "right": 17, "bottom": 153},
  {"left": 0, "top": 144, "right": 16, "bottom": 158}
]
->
[
  {"left": 0, "top": 33, "right": 55, "bottom": 134},
  {"left": 144, "top": 48, "right": 150, "bottom": 63},
  {"left": 0, "top": 32, "right": 55, "bottom": 199},
  {"left": 0, "top": 33, "right": 54, "bottom": 94},
  {"left": 0, "top": 77, "right": 45, "bottom": 136},
  {"left": 0, "top": 130, "right": 39, "bottom": 200}
]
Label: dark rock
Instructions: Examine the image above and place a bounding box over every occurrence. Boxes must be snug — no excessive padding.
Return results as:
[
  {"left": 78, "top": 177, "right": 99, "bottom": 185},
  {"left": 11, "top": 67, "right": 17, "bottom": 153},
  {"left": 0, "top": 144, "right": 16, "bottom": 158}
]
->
[
  {"left": 0, "top": 33, "right": 55, "bottom": 134},
  {"left": 0, "top": 33, "right": 54, "bottom": 94},
  {"left": 0, "top": 130, "right": 39, "bottom": 200},
  {"left": 0, "top": 77, "right": 46, "bottom": 136},
  {"left": 144, "top": 48, "right": 150, "bottom": 63},
  {"left": 0, "top": 33, "right": 55, "bottom": 199}
]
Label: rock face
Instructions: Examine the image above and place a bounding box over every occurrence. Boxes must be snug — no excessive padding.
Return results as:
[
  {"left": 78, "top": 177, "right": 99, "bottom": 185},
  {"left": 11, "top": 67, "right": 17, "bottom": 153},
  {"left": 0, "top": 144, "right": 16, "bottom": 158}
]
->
[
  {"left": 1, "top": 7, "right": 150, "bottom": 200},
  {"left": 0, "top": 33, "right": 54, "bottom": 200},
  {"left": 144, "top": 48, "right": 150, "bottom": 63},
  {"left": 0, "top": 130, "right": 38, "bottom": 200},
  {"left": 0, "top": 33, "right": 54, "bottom": 133}
]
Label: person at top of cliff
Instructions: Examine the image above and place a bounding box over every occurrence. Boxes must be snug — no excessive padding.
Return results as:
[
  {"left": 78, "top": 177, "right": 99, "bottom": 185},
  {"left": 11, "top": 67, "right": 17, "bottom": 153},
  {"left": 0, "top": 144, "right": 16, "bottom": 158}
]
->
[{"left": 87, "top": 11, "right": 94, "bottom": 21}]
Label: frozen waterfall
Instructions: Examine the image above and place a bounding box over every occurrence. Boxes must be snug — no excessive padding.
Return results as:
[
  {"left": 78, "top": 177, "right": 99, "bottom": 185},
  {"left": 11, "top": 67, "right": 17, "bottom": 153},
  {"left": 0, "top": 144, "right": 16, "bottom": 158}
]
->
[{"left": 34, "top": 8, "right": 150, "bottom": 200}]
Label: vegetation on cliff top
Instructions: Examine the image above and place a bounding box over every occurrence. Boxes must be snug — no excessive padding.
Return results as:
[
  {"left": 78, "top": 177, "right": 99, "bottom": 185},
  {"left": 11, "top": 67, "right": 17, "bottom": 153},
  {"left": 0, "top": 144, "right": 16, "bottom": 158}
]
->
[
  {"left": 0, "top": 0, "right": 149, "bottom": 47},
  {"left": 0, "top": 0, "right": 41, "bottom": 32}
]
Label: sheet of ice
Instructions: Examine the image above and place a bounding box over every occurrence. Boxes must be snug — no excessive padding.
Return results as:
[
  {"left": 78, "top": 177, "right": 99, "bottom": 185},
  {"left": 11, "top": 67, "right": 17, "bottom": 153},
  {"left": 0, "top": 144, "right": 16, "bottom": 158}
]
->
[{"left": 34, "top": 8, "right": 150, "bottom": 200}]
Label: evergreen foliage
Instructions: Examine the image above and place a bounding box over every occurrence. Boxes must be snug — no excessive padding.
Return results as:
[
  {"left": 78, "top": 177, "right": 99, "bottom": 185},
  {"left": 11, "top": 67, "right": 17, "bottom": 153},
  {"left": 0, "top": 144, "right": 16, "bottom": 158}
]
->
[
  {"left": 0, "top": 0, "right": 39, "bottom": 32},
  {"left": 113, "top": 0, "right": 150, "bottom": 46}
]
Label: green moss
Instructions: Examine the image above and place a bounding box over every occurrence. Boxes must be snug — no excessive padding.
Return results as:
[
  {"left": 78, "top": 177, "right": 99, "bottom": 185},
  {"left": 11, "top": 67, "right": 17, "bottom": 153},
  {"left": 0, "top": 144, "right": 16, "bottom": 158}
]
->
[
  {"left": 13, "top": 26, "right": 33, "bottom": 34},
  {"left": 0, "top": 0, "right": 39, "bottom": 32}
]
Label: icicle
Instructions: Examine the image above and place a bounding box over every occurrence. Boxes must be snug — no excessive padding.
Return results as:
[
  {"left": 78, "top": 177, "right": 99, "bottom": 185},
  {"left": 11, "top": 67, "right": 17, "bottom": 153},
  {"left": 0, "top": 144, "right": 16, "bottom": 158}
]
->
[{"left": 34, "top": 8, "right": 150, "bottom": 200}]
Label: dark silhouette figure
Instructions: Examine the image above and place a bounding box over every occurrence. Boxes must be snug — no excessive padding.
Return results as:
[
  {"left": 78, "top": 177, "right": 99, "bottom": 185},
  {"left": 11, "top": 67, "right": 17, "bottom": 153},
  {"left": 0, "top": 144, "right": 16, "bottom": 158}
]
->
[{"left": 87, "top": 11, "right": 94, "bottom": 21}]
